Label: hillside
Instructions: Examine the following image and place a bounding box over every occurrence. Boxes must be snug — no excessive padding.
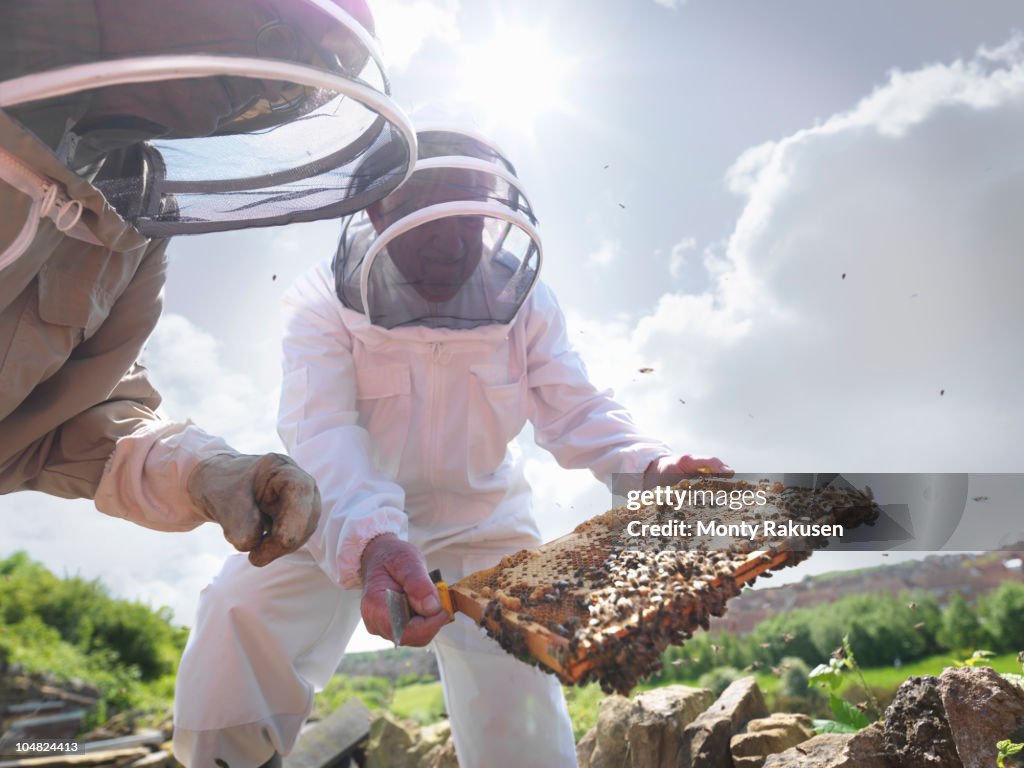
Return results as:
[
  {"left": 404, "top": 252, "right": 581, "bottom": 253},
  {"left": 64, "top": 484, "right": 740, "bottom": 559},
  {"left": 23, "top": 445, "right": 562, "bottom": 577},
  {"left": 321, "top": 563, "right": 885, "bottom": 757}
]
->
[
  {"left": 334, "top": 550, "right": 1024, "bottom": 680},
  {"left": 712, "top": 550, "right": 1024, "bottom": 635}
]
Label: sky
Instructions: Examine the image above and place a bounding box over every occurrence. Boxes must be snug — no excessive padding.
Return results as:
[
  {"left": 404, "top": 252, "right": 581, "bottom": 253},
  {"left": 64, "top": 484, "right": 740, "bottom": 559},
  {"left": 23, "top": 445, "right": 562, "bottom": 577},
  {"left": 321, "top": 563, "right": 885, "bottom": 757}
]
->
[{"left": 2, "top": 0, "right": 1023, "bottom": 654}]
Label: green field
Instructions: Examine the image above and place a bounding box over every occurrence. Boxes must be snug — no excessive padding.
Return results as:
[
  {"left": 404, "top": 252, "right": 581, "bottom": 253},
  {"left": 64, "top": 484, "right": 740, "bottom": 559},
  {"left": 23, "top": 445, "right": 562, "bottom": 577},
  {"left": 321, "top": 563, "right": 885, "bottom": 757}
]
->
[
  {"left": 390, "top": 681, "right": 447, "bottom": 724},
  {"left": 839, "top": 652, "right": 1020, "bottom": 691},
  {"left": 744, "top": 651, "right": 1022, "bottom": 695}
]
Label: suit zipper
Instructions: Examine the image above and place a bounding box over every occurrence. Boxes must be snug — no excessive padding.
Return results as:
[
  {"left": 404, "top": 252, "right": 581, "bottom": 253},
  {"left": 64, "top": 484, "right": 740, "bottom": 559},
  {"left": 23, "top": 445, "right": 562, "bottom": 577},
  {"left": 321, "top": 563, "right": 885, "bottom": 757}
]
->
[{"left": 429, "top": 342, "right": 443, "bottom": 489}]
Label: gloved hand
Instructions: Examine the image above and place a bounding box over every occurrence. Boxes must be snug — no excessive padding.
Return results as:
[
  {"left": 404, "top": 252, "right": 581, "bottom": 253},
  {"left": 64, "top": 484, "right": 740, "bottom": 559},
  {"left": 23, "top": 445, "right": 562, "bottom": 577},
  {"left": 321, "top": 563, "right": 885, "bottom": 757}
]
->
[
  {"left": 360, "top": 533, "right": 451, "bottom": 647},
  {"left": 187, "top": 452, "right": 321, "bottom": 566},
  {"left": 643, "top": 454, "right": 734, "bottom": 489}
]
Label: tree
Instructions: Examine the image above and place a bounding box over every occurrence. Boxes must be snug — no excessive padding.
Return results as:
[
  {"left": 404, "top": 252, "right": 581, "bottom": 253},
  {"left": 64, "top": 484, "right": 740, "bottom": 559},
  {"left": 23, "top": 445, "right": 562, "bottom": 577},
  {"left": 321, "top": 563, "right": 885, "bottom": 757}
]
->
[
  {"left": 937, "top": 593, "right": 986, "bottom": 652},
  {"left": 699, "top": 666, "right": 741, "bottom": 697},
  {"left": 982, "top": 582, "right": 1024, "bottom": 653},
  {"left": 778, "top": 656, "right": 812, "bottom": 698}
]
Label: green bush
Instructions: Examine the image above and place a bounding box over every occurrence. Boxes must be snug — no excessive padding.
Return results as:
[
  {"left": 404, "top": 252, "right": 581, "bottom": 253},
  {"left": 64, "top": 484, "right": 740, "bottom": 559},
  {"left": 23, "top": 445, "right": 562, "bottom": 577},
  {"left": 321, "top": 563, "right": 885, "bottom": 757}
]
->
[
  {"left": 0, "top": 552, "right": 187, "bottom": 724},
  {"left": 982, "top": 582, "right": 1024, "bottom": 653},
  {"left": 777, "top": 656, "right": 813, "bottom": 698},
  {"left": 937, "top": 593, "right": 987, "bottom": 653},
  {"left": 651, "top": 590, "right": 958, "bottom": 686},
  {"left": 699, "top": 666, "right": 741, "bottom": 697}
]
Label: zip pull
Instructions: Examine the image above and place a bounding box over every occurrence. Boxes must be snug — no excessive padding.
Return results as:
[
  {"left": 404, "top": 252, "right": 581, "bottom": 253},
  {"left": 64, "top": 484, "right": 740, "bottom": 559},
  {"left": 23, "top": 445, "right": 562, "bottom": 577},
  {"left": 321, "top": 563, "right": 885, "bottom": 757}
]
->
[
  {"left": 0, "top": 146, "right": 101, "bottom": 271},
  {"left": 39, "top": 182, "right": 84, "bottom": 233},
  {"left": 431, "top": 342, "right": 452, "bottom": 364}
]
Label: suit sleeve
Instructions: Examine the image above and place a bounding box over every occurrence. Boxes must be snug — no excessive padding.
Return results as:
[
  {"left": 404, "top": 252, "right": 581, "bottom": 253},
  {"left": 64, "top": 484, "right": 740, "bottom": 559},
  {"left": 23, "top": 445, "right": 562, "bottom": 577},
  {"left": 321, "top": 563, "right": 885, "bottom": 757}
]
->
[
  {"left": 277, "top": 264, "right": 407, "bottom": 589},
  {"left": 524, "top": 282, "right": 672, "bottom": 487},
  {"left": 0, "top": 238, "right": 235, "bottom": 531},
  {"left": 0, "top": 238, "right": 170, "bottom": 499}
]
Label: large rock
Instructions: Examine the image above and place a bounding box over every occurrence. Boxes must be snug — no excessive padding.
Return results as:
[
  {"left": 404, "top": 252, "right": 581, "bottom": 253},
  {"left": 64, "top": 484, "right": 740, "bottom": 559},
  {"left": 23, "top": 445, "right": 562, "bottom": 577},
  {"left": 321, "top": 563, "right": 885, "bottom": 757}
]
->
[
  {"left": 682, "top": 676, "right": 768, "bottom": 767},
  {"left": 939, "top": 665, "right": 1024, "bottom": 768},
  {"left": 422, "top": 737, "right": 459, "bottom": 768},
  {"left": 586, "top": 686, "right": 713, "bottom": 768},
  {"left": 627, "top": 687, "right": 718, "bottom": 768},
  {"left": 762, "top": 723, "right": 893, "bottom": 768},
  {"left": 127, "top": 751, "right": 177, "bottom": 768},
  {"left": 731, "top": 713, "right": 815, "bottom": 768},
  {"left": 409, "top": 720, "right": 452, "bottom": 764},
  {"left": 585, "top": 695, "right": 632, "bottom": 768},
  {"left": 286, "top": 698, "right": 371, "bottom": 768},
  {"left": 882, "top": 675, "right": 961, "bottom": 767},
  {"left": 576, "top": 727, "right": 597, "bottom": 768},
  {"left": 364, "top": 711, "right": 420, "bottom": 768}
]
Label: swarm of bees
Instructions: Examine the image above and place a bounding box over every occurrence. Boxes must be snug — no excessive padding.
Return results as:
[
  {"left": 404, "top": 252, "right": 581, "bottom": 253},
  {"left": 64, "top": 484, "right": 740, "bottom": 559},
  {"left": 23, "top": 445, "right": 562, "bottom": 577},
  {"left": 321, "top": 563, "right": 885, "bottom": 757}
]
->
[{"left": 454, "top": 478, "right": 880, "bottom": 694}]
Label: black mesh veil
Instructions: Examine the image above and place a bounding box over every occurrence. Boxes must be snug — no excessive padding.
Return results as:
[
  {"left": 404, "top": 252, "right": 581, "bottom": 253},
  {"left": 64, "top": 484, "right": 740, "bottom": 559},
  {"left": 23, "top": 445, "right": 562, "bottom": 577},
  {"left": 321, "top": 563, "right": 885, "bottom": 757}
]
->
[
  {"left": 333, "top": 128, "right": 542, "bottom": 330},
  {"left": 0, "top": 0, "right": 415, "bottom": 236}
]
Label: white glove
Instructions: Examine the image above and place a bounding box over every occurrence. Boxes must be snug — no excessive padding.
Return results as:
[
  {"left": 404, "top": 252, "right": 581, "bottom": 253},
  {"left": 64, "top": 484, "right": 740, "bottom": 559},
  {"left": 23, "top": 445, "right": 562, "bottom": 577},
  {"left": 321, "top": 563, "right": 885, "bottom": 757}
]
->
[{"left": 187, "top": 452, "right": 321, "bottom": 566}]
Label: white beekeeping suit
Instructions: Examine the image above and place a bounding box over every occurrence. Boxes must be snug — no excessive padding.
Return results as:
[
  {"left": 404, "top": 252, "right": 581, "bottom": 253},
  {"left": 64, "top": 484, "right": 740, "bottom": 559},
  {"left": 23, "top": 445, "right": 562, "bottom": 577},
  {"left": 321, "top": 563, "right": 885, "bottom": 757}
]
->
[{"left": 174, "top": 127, "right": 676, "bottom": 768}]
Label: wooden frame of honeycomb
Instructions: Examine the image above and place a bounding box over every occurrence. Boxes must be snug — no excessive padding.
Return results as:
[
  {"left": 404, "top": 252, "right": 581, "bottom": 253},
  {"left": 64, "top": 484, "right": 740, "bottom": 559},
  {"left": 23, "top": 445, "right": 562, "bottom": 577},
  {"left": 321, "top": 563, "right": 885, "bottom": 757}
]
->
[{"left": 446, "top": 478, "right": 880, "bottom": 694}]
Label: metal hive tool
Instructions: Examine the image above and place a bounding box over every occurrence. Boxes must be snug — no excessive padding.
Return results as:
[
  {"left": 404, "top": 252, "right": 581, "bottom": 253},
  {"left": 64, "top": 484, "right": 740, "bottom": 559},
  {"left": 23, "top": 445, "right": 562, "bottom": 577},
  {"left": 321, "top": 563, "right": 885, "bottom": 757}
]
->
[{"left": 444, "top": 478, "right": 881, "bottom": 694}]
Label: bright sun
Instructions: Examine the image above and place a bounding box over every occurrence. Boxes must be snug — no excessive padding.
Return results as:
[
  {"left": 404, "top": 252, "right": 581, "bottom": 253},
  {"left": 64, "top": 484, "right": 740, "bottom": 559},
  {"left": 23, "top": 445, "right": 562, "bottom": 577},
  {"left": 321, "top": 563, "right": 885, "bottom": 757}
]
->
[{"left": 455, "top": 20, "right": 577, "bottom": 139}]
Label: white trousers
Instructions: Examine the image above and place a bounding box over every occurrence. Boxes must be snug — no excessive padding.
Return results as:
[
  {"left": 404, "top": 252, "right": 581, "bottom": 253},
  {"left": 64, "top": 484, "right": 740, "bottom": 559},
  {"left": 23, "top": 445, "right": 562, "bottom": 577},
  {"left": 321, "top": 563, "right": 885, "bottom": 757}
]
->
[{"left": 172, "top": 549, "right": 576, "bottom": 768}]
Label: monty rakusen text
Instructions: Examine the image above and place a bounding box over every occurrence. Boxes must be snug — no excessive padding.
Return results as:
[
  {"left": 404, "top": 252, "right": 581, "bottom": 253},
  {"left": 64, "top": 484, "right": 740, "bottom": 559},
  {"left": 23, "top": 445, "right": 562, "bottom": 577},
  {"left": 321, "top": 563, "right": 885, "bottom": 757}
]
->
[{"left": 622, "top": 486, "right": 845, "bottom": 540}]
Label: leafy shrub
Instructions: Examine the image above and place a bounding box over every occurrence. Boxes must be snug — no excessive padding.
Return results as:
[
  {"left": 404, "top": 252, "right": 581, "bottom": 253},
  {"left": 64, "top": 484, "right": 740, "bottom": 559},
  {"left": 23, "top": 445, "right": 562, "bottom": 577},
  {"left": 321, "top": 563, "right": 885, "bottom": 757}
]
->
[
  {"left": 777, "top": 656, "right": 813, "bottom": 698},
  {"left": 699, "top": 666, "right": 741, "bottom": 697},
  {"left": 982, "top": 582, "right": 1024, "bottom": 653},
  {"left": 0, "top": 552, "right": 187, "bottom": 724}
]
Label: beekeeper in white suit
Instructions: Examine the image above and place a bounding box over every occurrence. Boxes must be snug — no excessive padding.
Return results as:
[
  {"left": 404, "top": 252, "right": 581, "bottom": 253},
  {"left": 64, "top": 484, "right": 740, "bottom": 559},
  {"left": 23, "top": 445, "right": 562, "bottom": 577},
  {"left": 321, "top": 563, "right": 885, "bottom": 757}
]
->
[
  {"left": 173, "top": 126, "right": 732, "bottom": 768},
  {"left": 0, "top": 1, "right": 415, "bottom": 563}
]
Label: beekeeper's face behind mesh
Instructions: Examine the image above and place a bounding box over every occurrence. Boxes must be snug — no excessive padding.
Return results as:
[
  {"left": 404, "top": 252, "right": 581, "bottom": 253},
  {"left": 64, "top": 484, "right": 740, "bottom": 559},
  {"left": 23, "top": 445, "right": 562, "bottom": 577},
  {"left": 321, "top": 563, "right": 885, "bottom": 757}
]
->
[
  {"left": 366, "top": 168, "right": 490, "bottom": 304},
  {"left": 0, "top": 0, "right": 415, "bottom": 246},
  {"left": 334, "top": 128, "right": 543, "bottom": 331}
]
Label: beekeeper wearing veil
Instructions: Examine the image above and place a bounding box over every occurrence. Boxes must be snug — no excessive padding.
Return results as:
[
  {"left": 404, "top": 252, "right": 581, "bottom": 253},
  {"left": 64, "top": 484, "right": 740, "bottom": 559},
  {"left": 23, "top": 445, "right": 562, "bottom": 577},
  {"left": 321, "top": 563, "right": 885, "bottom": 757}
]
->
[
  {"left": 0, "top": 1, "right": 415, "bottom": 563},
  {"left": 175, "top": 123, "right": 732, "bottom": 767}
]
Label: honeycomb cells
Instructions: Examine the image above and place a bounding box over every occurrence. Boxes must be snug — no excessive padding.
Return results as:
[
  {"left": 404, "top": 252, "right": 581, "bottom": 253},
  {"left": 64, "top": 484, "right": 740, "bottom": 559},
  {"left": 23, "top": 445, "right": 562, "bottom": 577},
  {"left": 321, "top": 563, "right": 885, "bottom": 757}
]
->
[{"left": 455, "top": 478, "right": 879, "bottom": 694}]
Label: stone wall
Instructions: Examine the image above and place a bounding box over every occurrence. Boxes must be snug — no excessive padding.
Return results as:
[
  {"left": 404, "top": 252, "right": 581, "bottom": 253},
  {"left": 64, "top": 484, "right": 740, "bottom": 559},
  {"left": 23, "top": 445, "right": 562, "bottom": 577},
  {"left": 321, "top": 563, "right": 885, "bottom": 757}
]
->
[{"left": 575, "top": 667, "right": 1024, "bottom": 768}]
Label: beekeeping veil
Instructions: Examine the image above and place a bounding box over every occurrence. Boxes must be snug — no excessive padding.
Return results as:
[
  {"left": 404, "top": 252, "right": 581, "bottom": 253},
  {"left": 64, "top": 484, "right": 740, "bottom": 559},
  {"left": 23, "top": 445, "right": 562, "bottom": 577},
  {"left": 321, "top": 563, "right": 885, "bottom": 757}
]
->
[
  {"left": 0, "top": 0, "right": 415, "bottom": 268},
  {"left": 333, "top": 126, "right": 542, "bottom": 330}
]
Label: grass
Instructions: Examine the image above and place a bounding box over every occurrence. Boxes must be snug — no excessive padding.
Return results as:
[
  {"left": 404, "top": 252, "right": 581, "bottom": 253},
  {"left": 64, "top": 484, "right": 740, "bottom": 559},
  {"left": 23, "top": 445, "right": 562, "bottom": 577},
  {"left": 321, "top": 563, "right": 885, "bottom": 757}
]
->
[
  {"left": 844, "top": 651, "right": 1021, "bottom": 691},
  {"left": 312, "top": 675, "right": 393, "bottom": 720},
  {"left": 665, "top": 651, "right": 1023, "bottom": 696},
  {"left": 563, "top": 683, "right": 605, "bottom": 741},
  {"left": 390, "top": 681, "right": 447, "bottom": 725}
]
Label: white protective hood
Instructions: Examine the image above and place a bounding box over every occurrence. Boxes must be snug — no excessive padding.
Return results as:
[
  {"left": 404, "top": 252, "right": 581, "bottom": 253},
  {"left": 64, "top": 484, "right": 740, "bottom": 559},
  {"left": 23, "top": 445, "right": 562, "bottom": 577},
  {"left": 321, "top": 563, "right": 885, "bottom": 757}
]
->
[{"left": 332, "top": 126, "right": 542, "bottom": 330}]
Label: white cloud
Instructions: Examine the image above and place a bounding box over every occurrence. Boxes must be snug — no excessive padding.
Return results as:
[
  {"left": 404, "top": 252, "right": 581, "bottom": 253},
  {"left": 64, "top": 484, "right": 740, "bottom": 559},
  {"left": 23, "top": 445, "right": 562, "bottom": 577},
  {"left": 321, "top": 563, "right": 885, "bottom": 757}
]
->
[
  {"left": 0, "top": 313, "right": 288, "bottom": 627},
  {"left": 668, "top": 236, "right": 697, "bottom": 280},
  {"left": 372, "top": 0, "right": 461, "bottom": 71},
  {"left": 568, "top": 34, "right": 1024, "bottom": 473},
  {"left": 519, "top": 34, "right": 1024, "bottom": 566},
  {"left": 586, "top": 239, "right": 622, "bottom": 268},
  {"left": 142, "top": 314, "right": 283, "bottom": 455},
  {"left": 652, "top": 0, "right": 685, "bottom": 9},
  {"left": 521, "top": 433, "right": 611, "bottom": 541}
]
